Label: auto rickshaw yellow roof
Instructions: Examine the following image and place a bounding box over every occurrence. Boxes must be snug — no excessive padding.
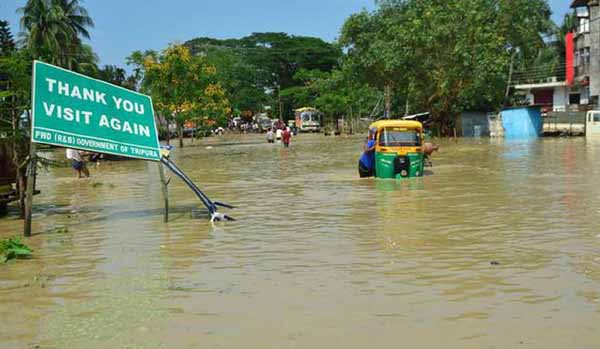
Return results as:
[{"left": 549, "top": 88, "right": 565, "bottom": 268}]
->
[{"left": 369, "top": 119, "right": 423, "bottom": 130}]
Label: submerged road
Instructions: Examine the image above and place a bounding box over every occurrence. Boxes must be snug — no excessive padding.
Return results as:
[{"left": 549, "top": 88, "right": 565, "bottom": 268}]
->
[{"left": 1, "top": 134, "right": 600, "bottom": 348}]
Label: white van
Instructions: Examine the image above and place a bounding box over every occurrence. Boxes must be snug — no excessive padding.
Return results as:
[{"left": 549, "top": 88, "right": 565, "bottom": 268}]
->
[{"left": 586, "top": 110, "right": 600, "bottom": 138}]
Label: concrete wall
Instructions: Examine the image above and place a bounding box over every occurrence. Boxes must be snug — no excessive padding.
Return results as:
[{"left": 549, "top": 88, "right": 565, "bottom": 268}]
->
[
  {"left": 554, "top": 86, "right": 569, "bottom": 111},
  {"left": 460, "top": 112, "right": 490, "bottom": 137}
]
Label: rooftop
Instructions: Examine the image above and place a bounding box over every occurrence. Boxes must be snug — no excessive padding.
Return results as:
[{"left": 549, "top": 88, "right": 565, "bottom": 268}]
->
[
  {"left": 571, "top": 0, "right": 589, "bottom": 8},
  {"left": 514, "top": 81, "right": 567, "bottom": 90}
]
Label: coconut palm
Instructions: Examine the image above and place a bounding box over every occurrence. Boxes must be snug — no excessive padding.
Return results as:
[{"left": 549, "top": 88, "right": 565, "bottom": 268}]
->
[
  {"left": 18, "top": 0, "right": 72, "bottom": 62},
  {"left": 18, "top": 0, "right": 94, "bottom": 69},
  {"left": 53, "top": 0, "right": 94, "bottom": 40}
]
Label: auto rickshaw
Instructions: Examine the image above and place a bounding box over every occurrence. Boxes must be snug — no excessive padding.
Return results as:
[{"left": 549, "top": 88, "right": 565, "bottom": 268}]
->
[{"left": 369, "top": 120, "right": 425, "bottom": 179}]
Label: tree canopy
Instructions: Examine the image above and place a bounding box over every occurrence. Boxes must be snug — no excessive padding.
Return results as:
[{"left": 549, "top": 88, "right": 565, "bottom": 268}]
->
[
  {"left": 340, "top": 0, "right": 555, "bottom": 134},
  {"left": 185, "top": 32, "right": 341, "bottom": 118}
]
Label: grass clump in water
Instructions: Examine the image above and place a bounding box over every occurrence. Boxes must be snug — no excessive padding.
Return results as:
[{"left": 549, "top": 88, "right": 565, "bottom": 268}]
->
[
  {"left": 91, "top": 182, "right": 115, "bottom": 189},
  {"left": 53, "top": 226, "right": 69, "bottom": 234},
  {"left": 0, "top": 237, "right": 33, "bottom": 263}
]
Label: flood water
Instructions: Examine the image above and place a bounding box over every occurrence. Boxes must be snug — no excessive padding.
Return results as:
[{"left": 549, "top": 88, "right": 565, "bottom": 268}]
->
[{"left": 1, "top": 134, "right": 600, "bottom": 348}]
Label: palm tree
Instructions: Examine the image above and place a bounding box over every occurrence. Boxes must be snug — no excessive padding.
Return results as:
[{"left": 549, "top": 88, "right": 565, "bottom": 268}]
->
[
  {"left": 53, "top": 0, "right": 94, "bottom": 40},
  {"left": 18, "top": 0, "right": 72, "bottom": 62},
  {"left": 18, "top": 0, "right": 94, "bottom": 69}
]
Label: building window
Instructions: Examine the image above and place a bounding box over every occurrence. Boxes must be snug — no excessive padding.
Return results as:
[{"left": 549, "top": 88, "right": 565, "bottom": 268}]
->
[
  {"left": 581, "top": 87, "right": 590, "bottom": 105},
  {"left": 579, "top": 17, "right": 590, "bottom": 33}
]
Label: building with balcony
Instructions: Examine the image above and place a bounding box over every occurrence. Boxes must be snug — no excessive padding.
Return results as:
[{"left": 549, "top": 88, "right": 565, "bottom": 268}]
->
[
  {"left": 513, "top": 0, "right": 598, "bottom": 113},
  {"left": 571, "top": 0, "right": 597, "bottom": 105}
]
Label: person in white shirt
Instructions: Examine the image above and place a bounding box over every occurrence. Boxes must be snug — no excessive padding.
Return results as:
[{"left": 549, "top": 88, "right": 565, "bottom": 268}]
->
[
  {"left": 266, "top": 128, "right": 275, "bottom": 143},
  {"left": 66, "top": 148, "right": 89, "bottom": 178}
]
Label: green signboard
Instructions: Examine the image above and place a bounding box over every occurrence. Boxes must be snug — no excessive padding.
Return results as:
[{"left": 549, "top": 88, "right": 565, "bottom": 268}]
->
[{"left": 31, "top": 61, "right": 161, "bottom": 161}]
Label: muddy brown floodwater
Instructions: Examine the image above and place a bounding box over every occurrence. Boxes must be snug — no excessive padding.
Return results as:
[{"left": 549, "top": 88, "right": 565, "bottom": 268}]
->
[{"left": 1, "top": 134, "right": 600, "bottom": 348}]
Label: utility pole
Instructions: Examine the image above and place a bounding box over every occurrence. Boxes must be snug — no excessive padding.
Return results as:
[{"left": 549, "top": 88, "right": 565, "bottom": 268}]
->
[
  {"left": 404, "top": 82, "right": 411, "bottom": 116},
  {"left": 277, "top": 84, "right": 283, "bottom": 121},
  {"left": 505, "top": 50, "right": 517, "bottom": 101},
  {"left": 157, "top": 162, "right": 169, "bottom": 223},
  {"left": 384, "top": 83, "right": 392, "bottom": 119},
  {"left": 24, "top": 116, "right": 36, "bottom": 237}
]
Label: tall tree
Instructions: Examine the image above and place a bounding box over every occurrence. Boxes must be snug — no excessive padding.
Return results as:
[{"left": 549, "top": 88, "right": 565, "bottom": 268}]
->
[
  {"left": 18, "top": 0, "right": 94, "bottom": 69},
  {"left": 0, "top": 49, "right": 34, "bottom": 216},
  {"left": 340, "top": 0, "right": 554, "bottom": 134},
  {"left": 0, "top": 21, "right": 16, "bottom": 56},
  {"left": 141, "top": 44, "right": 231, "bottom": 147},
  {"left": 186, "top": 33, "right": 341, "bottom": 119}
]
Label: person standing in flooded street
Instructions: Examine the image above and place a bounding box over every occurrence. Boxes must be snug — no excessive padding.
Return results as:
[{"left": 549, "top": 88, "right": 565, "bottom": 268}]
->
[
  {"left": 266, "top": 128, "right": 275, "bottom": 143},
  {"left": 282, "top": 127, "right": 292, "bottom": 148},
  {"left": 358, "top": 129, "right": 376, "bottom": 178},
  {"left": 66, "top": 148, "right": 90, "bottom": 179}
]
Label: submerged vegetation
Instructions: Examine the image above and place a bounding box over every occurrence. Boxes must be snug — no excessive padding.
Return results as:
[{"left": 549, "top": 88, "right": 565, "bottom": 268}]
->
[{"left": 0, "top": 237, "right": 32, "bottom": 263}]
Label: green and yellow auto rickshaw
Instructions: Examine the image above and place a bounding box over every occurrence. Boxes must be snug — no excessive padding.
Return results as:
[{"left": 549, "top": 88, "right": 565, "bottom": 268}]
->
[{"left": 370, "top": 120, "right": 425, "bottom": 179}]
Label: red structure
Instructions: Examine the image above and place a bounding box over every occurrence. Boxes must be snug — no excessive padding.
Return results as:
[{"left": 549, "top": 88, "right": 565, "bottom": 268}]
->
[{"left": 566, "top": 32, "right": 574, "bottom": 86}]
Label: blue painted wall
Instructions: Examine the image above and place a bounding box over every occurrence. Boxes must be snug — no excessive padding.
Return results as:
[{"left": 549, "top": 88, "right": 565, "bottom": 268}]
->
[{"left": 501, "top": 107, "right": 542, "bottom": 139}]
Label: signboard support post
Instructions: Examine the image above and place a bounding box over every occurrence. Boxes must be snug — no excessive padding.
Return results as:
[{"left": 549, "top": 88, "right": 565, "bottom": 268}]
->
[
  {"left": 157, "top": 162, "right": 169, "bottom": 223},
  {"left": 24, "top": 142, "right": 36, "bottom": 237}
]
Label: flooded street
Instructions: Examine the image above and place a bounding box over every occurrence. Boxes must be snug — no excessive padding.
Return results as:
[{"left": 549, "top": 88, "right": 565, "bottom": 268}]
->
[{"left": 1, "top": 134, "right": 600, "bottom": 348}]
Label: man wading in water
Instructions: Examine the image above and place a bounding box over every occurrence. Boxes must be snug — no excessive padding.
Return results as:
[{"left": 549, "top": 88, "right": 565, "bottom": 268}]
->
[
  {"left": 66, "top": 148, "right": 90, "bottom": 179},
  {"left": 282, "top": 127, "right": 292, "bottom": 148},
  {"left": 358, "top": 129, "right": 376, "bottom": 178}
]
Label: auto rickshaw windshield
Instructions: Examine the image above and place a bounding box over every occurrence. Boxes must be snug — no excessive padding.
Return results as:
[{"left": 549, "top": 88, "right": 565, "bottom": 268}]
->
[{"left": 379, "top": 127, "right": 421, "bottom": 147}]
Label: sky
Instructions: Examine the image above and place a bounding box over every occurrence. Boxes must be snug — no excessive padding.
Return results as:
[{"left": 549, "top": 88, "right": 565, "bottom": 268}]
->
[{"left": 0, "top": 0, "right": 572, "bottom": 69}]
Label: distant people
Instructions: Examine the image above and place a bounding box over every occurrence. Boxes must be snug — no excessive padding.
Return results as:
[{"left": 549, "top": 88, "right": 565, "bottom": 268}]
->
[
  {"left": 275, "top": 119, "right": 285, "bottom": 130},
  {"left": 282, "top": 127, "right": 292, "bottom": 148},
  {"left": 66, "top": 148, "right": 90, "bottom": 178},
  {"left": 266, "top": 128, "right": 275, "bottom": 143},
  {"left": 88, "top": 152, "right": 103, "bottom": 168},
  {"left": 275, "top": 127, "right": 283, "bottom": 142},
  {"left": 358, "top": 130, "right": 376, "bottom": 178}
]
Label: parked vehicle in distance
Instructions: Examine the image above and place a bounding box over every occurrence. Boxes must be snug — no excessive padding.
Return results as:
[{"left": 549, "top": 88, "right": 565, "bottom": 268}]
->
[
  {"left": 586, "top": 110, "right": 600, "bottom": 138},
  {"left": 294, "top": 107, "right": 322, "bottom": 133},
  {"left": 255, "top": 113, "right": 274, "bottom": 132}
]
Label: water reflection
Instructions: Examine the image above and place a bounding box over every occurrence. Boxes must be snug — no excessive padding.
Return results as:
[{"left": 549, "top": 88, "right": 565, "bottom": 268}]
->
[{"left": 1, "top": 135, "right": 600, "bottom": 348}]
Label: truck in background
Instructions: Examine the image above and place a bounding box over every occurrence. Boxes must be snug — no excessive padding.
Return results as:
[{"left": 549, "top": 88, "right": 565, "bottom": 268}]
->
[{"left": 294, "top": 107, "right": 322, "bottom": 133}]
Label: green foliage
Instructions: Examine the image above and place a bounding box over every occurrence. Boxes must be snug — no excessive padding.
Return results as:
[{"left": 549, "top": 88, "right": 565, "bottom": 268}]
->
[
  {"left": 340, "top": 0, "right": 554, "bottom": 134},
  {"left": 0, "top": 49, "right": 33, "bottom": 146},
  {"left": 185, "top": 33, "right": 342, "bottom": 118},
  {"left": 0, "top": 20, "right": 16, "bottom": 56},
  {"left": 281, "top": 67, "right": 381, "bottom": 124},
  {"left": 18, "top": 0, "right": 95, "bottom": 70},
  {"left": 95, "top": 65, "right": 137, "bottom": 90},
  {"left": 0, "top": 237, "right": 33, "bottom": 263},
  {"left": 132, "top": 44, "right": 232, "bottom": 146}
]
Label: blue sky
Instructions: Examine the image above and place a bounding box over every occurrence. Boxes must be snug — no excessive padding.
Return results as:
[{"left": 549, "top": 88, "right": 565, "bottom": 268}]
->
[{"left": 0, "top": 0, "right": 571, "bottom": 68}]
